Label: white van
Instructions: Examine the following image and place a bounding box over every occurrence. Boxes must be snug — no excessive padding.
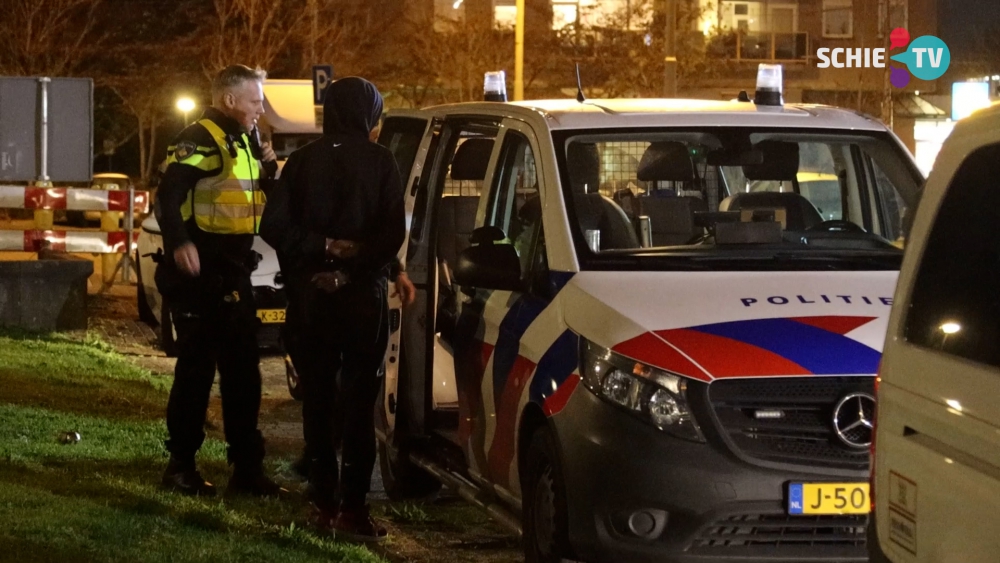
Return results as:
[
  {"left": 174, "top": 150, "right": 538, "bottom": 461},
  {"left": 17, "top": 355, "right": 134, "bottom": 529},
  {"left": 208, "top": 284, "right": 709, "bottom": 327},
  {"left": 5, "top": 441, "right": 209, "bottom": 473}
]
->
[
  {"left": 869, "top": 104, "right": 1000, "bottom": 562},
  {"left": 376, "top": 80, "right": 924, "bottom": 561}
]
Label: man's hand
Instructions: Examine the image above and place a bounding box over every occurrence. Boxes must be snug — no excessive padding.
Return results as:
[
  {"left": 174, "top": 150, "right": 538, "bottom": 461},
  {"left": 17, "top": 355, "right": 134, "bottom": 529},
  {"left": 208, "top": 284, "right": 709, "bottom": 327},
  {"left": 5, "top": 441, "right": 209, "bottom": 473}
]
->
[
  {"left": 311, "top": 271, "right": 348, "bottom": 293},
  {"left": 325, "top": 238, "right": 360, "bottom": 259},
  {"left": 173, "top": 242, "right": 200, "bottom": 276},
  {"left": 261, "top": 141, "right": 277, "bottom": 163},
  {"left": 393, "top": 272, "right": 417, "bottom": 308}
]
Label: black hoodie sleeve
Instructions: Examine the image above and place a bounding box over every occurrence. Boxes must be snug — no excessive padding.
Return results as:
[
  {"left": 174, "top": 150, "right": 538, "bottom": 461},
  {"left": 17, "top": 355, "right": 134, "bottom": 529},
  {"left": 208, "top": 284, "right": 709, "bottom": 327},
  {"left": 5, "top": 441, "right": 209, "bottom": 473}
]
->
[
  {"left": 352, "top": 149, "right": 406, "bottom": 277},
  {"left": 258, "top": 151, "right": 327, "bottom": 271}
]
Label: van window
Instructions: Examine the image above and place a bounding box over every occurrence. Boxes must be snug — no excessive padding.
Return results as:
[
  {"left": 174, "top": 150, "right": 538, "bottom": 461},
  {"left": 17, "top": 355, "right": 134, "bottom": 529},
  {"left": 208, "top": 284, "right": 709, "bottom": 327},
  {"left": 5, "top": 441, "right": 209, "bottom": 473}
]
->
[
  {"left": 378, "top": 117, "right": 427, "bottom": 180},
  {"left": 553, "top": 127, "right": 921, "bottom": 271},
  {"left": 485, "top": 131, "right": 541, "bottom": 278},
  {"left": 904, "top": 143, "right": 1000, "bottom": 368}
]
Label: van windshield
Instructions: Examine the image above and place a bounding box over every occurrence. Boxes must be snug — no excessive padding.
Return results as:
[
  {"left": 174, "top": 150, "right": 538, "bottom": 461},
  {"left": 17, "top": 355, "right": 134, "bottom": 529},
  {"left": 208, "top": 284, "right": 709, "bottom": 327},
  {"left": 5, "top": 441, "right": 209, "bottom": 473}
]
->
[{"left": 553, "top": 127, "right": 922, "bottom": 270}]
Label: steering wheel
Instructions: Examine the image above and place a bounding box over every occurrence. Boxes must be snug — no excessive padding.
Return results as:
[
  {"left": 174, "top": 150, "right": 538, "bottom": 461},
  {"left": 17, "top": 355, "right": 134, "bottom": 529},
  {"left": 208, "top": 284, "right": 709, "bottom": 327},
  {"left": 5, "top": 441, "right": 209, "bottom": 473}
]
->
[{"left": 807, "top": 220, "right": 866, "bottom": 233}]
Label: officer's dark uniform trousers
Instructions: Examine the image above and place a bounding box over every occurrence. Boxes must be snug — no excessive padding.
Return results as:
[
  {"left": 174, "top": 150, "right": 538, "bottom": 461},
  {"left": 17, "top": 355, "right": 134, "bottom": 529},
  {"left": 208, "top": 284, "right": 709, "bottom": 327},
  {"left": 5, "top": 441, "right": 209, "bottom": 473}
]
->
[
  {"left": 162, "top": 256, "right": 264, "bottom": 466},
  {"left": 293, "top": 274, "right": 388, "bottom": 510}
]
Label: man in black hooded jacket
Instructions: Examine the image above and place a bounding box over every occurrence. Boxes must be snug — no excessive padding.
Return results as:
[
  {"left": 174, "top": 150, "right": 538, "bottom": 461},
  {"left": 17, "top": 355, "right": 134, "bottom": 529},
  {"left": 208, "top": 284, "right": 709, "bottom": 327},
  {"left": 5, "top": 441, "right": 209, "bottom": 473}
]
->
[{"left": 259, "top": 77, "right": 403, "bottom": 541}]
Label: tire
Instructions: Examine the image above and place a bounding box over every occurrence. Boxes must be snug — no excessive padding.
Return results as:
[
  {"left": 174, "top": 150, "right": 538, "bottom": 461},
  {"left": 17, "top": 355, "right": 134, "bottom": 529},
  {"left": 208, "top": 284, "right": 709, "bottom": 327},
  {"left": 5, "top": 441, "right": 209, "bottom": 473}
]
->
[
  {"left": 522, "top": 427, "right": 574, "bottom": 563},
  {"left": 285, "top": 354, "right": 303, "bottom": 401},
  {"left": 378, "top": 440, "right": 441, "bottom": 501},
  {"left": 159, "top": 298, "right": 178, "bottom": 358},
  {"left": 135, "top": 250, "right": 157, "bottom": 325}
]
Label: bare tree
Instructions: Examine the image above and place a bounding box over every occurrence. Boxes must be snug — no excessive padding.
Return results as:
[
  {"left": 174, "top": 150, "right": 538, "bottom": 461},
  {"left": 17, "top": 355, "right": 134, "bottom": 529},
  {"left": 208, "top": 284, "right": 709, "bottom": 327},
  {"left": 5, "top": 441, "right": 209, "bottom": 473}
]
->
[
  {"left": 205, "top": 0, "right": 306, "bottom": 76},
  {"left": 0, "top": 0, "right": 104, "bottom": 76},
  {"left": 297, "top": 0, "right": 400, "bottom": 79}
]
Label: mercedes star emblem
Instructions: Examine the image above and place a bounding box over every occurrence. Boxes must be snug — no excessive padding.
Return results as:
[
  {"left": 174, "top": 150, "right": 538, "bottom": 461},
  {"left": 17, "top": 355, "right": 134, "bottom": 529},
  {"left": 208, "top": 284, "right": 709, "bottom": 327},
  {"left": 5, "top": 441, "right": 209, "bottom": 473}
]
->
[{"left": 832, "top": 392, "right": 876, "bottom": 449}]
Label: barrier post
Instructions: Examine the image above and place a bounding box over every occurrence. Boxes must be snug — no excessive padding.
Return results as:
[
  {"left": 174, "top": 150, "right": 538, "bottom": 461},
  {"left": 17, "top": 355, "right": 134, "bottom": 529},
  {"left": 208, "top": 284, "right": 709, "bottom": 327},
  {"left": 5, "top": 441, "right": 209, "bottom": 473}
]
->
[
  {"left": 33, "top": 77, "right": 54, "bottom": 234},
  {"left": 33, "top": 207, "right": 54, "bottom": 230},
  {"left": 121, "top": 183, "right": 134, "bottom": 283}
]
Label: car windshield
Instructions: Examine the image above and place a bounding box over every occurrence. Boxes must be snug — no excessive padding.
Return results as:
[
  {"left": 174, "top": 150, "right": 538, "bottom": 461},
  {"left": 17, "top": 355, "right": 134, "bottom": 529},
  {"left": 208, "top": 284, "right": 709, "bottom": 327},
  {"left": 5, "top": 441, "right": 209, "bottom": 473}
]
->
[
  {"left": 271, "top": 133, "right": 322, "bottom": 160},
  {"left": 553, "top": 127, "right": 922, "bottom": 270}
]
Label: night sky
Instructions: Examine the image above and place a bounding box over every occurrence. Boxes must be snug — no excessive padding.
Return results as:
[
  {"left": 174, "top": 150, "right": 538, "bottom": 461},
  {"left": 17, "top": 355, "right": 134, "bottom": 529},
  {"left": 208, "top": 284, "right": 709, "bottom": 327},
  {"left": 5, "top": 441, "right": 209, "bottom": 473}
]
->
[{"left": 938, "top": 0, "right": 1000, "bottom": 58}]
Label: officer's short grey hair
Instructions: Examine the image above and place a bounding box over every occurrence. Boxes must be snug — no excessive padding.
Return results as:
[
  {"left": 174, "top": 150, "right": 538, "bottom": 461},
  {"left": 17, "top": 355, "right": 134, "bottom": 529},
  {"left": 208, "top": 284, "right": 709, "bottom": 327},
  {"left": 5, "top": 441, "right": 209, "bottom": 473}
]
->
[{"left": 212, "top": 65, "right": 267, "bottom": 98}]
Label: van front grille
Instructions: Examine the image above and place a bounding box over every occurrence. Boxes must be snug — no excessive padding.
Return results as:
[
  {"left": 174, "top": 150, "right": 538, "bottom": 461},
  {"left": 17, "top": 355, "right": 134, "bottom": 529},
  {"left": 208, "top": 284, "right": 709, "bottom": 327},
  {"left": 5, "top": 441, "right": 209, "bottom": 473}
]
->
[
  {"left": 690, "top": 512, "right": 867, "bottom": 549},
  {"left": 708, "top": 377, "right": 874, "bottom": 470}
]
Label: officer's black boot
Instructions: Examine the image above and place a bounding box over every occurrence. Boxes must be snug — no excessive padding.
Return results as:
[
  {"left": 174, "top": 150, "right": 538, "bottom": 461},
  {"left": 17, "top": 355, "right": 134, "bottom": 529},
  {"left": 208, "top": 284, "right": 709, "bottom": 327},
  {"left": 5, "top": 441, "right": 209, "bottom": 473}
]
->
[
  {"left": 162, "top": 455, "right": 216, "bottom": 497},
  {"left": 227, "top": 464, "right": 287, "bottom": 498}
]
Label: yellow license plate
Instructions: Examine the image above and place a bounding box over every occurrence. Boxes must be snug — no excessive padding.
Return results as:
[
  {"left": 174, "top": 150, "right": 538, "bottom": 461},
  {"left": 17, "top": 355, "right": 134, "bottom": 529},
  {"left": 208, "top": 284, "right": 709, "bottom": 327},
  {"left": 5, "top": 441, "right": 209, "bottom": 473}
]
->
[
  {"left": 788, "top": 482, "right": 870, "bottom": 515},
  {"left": 256, "top": 309, "right": 286, "bottom": 324}
]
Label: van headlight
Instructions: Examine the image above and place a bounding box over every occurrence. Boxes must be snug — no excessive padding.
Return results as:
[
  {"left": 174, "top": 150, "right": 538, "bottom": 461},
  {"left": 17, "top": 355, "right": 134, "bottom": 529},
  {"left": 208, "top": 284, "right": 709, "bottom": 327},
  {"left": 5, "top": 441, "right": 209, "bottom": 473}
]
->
[{"left": 581, "top": 338, "right": 704, "bottom": 442}]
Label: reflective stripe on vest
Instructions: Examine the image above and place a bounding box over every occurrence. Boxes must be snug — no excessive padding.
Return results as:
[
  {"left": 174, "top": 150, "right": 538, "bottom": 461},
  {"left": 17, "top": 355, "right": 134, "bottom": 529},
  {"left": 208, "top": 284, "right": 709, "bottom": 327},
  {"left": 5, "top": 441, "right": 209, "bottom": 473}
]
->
[{"left": 180, "top": 118, "right": 265, "bottom": 234}]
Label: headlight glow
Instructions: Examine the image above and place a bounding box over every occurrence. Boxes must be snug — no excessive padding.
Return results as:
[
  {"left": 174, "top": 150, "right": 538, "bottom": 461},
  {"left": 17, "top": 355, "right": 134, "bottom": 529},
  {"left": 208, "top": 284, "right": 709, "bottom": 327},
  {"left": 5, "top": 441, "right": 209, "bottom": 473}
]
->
[{"left": 580, "top": 338, "right": 704, "bottom": 442}]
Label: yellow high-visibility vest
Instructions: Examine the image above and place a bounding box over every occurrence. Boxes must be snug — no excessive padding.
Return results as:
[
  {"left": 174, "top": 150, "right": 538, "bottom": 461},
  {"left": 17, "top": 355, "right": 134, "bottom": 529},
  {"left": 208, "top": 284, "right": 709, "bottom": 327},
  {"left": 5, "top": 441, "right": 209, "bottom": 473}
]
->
[{"left": 178, "top": 119, "right": 265, "bottom": 234}]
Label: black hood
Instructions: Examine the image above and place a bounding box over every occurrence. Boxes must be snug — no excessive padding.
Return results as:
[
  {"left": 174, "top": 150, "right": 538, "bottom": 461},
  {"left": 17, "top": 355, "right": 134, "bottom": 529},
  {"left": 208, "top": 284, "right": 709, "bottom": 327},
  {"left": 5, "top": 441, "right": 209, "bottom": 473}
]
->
[{"left": 322, "top": 77, "right": 383, "bottom": 137}]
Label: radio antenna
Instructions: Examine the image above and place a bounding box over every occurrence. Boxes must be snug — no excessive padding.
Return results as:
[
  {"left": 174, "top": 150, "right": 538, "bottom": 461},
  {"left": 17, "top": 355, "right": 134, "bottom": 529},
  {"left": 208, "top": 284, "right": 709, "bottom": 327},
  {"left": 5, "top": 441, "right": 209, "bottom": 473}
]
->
[{"left": 575, "top": 63, "right": 586, "bottom": 103}]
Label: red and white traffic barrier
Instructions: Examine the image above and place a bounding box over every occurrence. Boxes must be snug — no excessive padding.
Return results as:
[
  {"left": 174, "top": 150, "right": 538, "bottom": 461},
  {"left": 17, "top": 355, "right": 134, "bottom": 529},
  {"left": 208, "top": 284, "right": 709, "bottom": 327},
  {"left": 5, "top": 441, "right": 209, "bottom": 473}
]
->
[
  {"left": 0, "top": 185, "right": 149, "bottom": 213},
  {"left": 0, "top": 230, "right": 139, "bottom": 253}
]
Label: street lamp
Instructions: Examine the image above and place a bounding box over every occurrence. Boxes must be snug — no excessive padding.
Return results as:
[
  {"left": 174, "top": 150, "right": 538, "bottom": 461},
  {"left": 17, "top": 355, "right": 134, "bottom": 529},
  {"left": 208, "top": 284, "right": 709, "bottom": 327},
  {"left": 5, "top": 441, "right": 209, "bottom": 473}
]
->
[{"left": 176, "top": 97, "right": 196, "bottom": 125}]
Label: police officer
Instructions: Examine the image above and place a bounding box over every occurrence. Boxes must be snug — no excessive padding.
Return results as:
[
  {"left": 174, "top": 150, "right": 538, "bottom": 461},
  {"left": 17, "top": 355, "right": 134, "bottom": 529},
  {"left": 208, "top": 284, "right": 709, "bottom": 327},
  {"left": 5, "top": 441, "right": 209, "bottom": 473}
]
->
[
  {"left": 260, "top": 77, "right": 404, "bottom": 541},
  {"left": 155, "top": 65, "right": 282, "bottom": 497}
]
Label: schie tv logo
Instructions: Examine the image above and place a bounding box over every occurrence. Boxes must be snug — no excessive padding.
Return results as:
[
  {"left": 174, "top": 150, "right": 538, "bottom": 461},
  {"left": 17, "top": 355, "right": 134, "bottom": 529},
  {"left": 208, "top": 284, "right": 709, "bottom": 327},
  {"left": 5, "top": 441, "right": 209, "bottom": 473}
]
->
[{"left": 816, "top": 28, "right": 951, "bottom": 88}]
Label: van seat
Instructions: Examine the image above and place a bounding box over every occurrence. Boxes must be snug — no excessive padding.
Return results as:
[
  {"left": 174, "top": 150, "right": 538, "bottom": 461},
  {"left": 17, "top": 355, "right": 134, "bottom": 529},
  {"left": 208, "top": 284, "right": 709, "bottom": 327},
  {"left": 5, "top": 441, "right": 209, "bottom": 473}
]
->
[
  {"left": 637, "top": 196, "right": 707, "bottom": 246},
  {"left": 437, "top": 195, "right": 479, "bottom": 267}
]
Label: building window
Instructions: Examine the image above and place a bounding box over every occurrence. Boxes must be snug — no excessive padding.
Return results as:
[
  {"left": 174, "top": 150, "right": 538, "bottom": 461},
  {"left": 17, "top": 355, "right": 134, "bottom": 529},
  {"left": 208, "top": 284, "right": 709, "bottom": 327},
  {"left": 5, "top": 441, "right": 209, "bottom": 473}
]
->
[
  {"left": 879, "top": 0, "right": 908, "bottom": 36},
  {"left": 822, "top": 0, "right": 853, "bottom": 38}
]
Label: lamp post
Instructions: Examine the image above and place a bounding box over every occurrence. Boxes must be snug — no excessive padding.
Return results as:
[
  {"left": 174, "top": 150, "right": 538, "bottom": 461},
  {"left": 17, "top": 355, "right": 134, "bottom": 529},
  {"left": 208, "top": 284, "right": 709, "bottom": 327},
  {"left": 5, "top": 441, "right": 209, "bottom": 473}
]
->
[
  {"left": 176, "top": 97, "right": 196, "bottom": 126},
  {"left": 514, "top": 0, "right": 525, "bottom": 101}
]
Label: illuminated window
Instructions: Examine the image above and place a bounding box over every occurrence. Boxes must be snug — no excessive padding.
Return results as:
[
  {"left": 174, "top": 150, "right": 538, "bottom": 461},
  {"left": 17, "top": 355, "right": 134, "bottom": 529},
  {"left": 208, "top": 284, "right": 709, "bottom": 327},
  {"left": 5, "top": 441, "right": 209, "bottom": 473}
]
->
[
  {"left": 822, "top": 0, "right": 853, "bottom": 38},
  {"left": 553, "top": 0, "right": 578, "bottom": 29}
]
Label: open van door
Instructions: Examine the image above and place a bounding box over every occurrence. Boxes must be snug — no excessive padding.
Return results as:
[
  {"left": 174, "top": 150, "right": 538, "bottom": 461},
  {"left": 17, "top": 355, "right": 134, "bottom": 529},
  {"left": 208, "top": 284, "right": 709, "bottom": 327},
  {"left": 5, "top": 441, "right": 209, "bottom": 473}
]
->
[{"left": 376, "top": 111, "right": 436, "bottom": 446}]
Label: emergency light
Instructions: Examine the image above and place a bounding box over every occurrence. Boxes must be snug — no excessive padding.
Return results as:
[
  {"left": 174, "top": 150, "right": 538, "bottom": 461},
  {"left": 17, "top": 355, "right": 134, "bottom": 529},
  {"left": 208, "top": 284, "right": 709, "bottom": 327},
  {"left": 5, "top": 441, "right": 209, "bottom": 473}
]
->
[
  {"left": 484, "top": 71, "right": 507, "bottom": 102},
  {"left": 754, "top": 64, "right": 784, "bottom": 106}
]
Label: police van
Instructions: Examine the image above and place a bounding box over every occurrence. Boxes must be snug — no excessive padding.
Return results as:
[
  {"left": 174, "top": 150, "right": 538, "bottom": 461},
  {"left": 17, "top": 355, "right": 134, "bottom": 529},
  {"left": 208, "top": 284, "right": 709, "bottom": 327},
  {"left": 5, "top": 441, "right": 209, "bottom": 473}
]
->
[{"left": 376, "top": 68, "right": 923, "bottom": 562}]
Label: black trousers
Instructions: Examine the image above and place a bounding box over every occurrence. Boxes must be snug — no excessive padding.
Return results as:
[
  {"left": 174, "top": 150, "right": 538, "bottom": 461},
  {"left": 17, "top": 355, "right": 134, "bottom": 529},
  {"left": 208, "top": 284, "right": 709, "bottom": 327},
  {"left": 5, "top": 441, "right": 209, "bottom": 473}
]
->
[
  {"left": 293, "top": 276, "right": 388, "bottom": 511},
  {"left": 162, "top": 271, "right": 264, "bottom": 467}
]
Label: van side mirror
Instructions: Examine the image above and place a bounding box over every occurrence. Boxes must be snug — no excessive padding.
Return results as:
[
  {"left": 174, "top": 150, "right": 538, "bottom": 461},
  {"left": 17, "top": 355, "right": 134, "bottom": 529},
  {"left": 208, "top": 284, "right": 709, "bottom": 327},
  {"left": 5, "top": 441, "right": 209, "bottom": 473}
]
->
[{"left": 454, "top": 227, "right": 522, "bottom": 291}]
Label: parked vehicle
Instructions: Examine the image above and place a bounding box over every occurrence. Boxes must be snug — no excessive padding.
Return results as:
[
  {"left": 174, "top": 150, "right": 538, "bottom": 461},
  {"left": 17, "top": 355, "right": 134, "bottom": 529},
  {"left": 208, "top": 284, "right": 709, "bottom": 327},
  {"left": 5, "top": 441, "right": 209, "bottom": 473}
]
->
[
  {"left": 869, "top": 103, "right": 1000, "bottom": 563},
  {"left": 377, "top": 71, "right": 923, "bottom": 562}
]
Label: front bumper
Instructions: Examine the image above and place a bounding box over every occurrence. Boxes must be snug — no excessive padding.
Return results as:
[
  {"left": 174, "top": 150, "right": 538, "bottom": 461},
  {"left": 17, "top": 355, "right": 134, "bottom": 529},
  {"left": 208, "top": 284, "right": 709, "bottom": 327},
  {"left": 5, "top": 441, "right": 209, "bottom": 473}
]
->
[{"left": 553, "top": 387, "right": 869, "bottom": 563}]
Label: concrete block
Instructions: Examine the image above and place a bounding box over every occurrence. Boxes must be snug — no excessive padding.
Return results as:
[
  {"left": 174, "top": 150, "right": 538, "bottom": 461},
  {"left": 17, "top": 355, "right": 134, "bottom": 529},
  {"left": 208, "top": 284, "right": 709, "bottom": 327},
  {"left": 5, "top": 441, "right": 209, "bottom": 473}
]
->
[{"left": 0, "top": 259, "right": 93, "bottom": 331}]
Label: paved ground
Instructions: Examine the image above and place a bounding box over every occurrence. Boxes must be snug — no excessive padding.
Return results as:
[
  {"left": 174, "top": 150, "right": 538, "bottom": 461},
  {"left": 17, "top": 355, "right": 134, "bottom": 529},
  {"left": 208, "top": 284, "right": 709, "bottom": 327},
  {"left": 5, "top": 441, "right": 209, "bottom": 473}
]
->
[{"left": 84, "top": 283, "right": 523, "bottom": 563}]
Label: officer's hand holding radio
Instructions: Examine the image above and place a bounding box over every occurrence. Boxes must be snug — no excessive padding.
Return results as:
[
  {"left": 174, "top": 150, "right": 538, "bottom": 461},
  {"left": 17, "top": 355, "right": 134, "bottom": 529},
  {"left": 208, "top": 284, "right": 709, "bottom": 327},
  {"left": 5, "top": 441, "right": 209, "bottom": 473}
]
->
[{"left": 261, "top": 141, "right": 276, "bottom": 163}]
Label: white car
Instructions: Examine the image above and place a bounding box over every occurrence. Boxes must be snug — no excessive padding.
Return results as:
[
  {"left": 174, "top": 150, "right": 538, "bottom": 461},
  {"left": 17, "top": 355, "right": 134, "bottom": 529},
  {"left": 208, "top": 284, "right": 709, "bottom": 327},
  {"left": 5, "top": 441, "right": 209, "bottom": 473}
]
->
[
  {"left": 136, "top": 216, "right": 286, "bottom": 357},
  {"left": 869, "top": 104, "right": 1000, "bottom": 562}
]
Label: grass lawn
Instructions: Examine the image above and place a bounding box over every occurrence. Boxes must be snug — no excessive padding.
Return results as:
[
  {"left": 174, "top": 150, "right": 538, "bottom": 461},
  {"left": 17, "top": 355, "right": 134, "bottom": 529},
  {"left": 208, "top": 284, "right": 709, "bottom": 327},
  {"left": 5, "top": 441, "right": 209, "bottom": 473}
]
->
[{"left": 0, "top": 330, "right": 386, "bottom": 563}]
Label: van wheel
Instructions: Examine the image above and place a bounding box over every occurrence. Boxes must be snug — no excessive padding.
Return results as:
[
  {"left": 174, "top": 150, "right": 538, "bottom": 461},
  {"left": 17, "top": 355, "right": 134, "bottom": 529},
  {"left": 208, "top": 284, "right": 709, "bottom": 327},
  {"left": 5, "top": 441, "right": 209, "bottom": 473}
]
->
[
  {"left": 135, "top": 251, "right": 157, "bottom": 325},
  {"left": 159, "top": 299, "right": 178, "bottom": 358},
  {"left": 285, "top": 355, "right": 303, "bottom": 401},
  {"left": 379, "top": 440, "right": 441, "bottom": 501},
  {"left": 522, "top": 427, "right": 573, "bottom": 563}
]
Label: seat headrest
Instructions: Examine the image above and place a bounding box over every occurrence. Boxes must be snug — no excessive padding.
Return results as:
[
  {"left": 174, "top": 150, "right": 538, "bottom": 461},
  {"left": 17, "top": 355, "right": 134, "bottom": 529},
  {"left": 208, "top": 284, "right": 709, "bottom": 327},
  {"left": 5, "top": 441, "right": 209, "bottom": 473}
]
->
[
  {"left": 636, "top": 141, "right": 695, "bottom": 182},
  {"left": 451, "top": 138, "right": 494, "bottom": 180},
  {"left": 743, "top": 140, "right": 799, "bottom": 181},
  {"left": 567, "top": 143, "right": 601, "bottom": 195}
]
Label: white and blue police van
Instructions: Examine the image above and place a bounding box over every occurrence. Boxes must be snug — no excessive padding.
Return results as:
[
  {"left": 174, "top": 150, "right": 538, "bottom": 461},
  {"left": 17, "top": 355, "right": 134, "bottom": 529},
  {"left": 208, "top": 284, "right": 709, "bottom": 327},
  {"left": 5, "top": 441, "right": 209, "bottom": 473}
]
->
[{"left": 376, "top": 67, "right": 923, "bottom": 563}]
